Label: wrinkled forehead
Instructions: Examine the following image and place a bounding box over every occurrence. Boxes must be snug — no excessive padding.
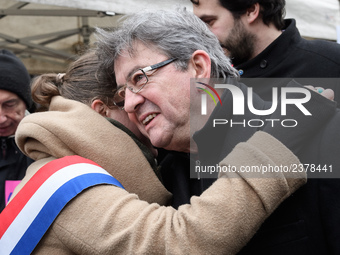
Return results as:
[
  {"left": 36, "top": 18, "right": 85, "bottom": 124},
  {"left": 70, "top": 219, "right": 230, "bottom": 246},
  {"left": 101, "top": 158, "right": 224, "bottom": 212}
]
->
[
  {"left": 114, "top": 40, "right": 165, "bottom": 64},
  {"left": 113, "top": 41, "right": 168, "bottom": 84}
]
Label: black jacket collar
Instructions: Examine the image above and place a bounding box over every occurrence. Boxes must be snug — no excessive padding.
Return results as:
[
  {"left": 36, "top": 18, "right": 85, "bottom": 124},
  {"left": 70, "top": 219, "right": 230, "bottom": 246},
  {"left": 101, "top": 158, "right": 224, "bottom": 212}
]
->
[{"left": 235, "top": 19, "right": 300, "bottom": 77}]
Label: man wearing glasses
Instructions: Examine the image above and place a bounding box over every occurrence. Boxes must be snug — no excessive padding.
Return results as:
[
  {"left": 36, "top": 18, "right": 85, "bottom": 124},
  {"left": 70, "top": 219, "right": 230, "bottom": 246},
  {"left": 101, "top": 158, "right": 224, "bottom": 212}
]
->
[
  {"left": 112, "top": 50, "right": 198, "bottom": 153},
  {"left": 96, "top": 8, "right": 340, "bottom": 255},
  {"left": 113, "top": 58, "right": 177, "bottom": 111}
]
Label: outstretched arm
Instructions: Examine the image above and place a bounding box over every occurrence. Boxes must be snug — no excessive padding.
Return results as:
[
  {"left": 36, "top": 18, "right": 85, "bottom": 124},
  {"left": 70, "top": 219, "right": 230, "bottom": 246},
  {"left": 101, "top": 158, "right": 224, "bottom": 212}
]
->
[{"left": 35, "top": 131, "right": 305, "bottom": 255}]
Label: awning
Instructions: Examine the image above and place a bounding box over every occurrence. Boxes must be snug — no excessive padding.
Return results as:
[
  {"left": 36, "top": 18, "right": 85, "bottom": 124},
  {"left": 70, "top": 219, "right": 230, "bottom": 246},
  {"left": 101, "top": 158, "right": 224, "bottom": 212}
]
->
[{"left": 0, "top": 0, "right": 339, "bottom": 74}]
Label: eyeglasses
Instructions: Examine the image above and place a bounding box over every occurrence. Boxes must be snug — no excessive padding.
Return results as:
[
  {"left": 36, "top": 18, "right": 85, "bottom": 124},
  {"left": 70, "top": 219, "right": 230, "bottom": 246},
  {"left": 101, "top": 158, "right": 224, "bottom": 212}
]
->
[{"left": 113, "top": 58, "right": 177, "bottom": 109}]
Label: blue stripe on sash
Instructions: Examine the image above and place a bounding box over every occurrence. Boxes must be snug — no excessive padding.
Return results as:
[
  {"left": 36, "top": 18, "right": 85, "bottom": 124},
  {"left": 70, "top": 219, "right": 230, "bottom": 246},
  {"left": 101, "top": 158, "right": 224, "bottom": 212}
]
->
[{"left": 11, "top": 173, "right": 124, "bottom": 255}]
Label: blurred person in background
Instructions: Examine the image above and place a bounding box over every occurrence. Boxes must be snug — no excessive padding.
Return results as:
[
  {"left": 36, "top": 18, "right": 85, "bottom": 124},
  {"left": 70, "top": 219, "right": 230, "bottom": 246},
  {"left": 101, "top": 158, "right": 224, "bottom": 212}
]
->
[
  {"left": 0, "top": 49, "right": 34, "bottom": 212},
  {"left": 191, "top": 0, "right": 340, "bottom": 102}
]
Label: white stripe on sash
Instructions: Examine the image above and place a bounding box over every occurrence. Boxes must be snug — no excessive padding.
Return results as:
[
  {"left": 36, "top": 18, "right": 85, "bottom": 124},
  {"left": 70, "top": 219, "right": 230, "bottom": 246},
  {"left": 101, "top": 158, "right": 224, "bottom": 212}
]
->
[{"left": 0, "top": 163, "right": 111, "bottom": 254}]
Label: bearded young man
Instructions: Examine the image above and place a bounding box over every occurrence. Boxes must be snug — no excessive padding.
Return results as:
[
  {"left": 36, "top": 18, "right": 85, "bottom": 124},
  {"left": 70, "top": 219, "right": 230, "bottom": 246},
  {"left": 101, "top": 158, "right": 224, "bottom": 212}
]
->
[{"left": 191, "top": 0, "right": 340, "bottom": 102}]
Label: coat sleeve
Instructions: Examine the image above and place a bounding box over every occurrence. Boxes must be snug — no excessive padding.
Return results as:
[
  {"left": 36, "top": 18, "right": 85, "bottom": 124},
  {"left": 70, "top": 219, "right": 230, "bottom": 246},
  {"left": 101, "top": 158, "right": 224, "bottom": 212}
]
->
[{"left": 35, "top": 131, "right": 306, "bottom": 255}]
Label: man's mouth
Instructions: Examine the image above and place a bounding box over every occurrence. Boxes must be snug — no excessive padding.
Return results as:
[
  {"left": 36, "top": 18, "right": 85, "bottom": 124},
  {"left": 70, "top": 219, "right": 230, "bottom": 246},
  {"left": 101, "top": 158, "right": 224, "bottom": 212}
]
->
[{"left": 142, "top": 113, "right": 158, "bottom": 126}]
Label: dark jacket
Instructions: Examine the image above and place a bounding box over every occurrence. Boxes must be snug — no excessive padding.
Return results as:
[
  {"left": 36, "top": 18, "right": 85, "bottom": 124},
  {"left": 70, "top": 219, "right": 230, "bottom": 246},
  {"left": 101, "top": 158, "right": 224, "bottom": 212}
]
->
[
  {"left": 236, "top": 19, "right": 340, "bottom": 103},
  {"left": 0, "top": 136, "right": 33, "bottom": 212},
  {"left": 229, "top": 20, "right": 340, "bottom": 253},
  {"left": 159, "top": 18, "right": 340, "bottom": 252},
  {"left": 192, "top": 81, "right": 340, "bottom": 255}
]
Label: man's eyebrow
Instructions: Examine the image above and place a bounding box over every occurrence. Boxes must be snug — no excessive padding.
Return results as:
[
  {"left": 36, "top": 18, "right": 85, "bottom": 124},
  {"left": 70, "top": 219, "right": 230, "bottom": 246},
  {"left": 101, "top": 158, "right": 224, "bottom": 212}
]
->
[
  {"left": 126, "top": 66, "right": 141, "bottom": 81},
  {"left": 0, "top": 98, "right": 20, "bottom": 106},
  {"left": 117, "top": 65, "right": 144, "bottom": 88},
  {"left": 4, "top": 98, "right": 19, "bottom": 104},
  {"left": 199, "top": 14, "right": 217, "bottom": 20}
]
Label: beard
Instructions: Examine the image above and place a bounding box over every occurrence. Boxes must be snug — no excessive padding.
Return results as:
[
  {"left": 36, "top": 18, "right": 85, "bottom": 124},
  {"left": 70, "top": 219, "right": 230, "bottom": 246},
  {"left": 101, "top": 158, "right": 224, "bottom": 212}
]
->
[{"left": 221, "top": 19, "right": 256, "bottom": 66}]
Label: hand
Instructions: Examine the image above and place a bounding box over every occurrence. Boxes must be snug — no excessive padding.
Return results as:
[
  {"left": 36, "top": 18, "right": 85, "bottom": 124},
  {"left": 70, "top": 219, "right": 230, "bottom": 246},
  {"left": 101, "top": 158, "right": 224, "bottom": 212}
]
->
[{"left": 304, "top": 85, "right": 334, "bottom": 101}]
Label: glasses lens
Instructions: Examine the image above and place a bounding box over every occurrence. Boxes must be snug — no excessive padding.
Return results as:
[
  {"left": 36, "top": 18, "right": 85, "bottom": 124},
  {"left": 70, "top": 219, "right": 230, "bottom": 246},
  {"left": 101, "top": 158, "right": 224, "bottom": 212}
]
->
[
  {"left": 130, "top": 70, "right": 148, "bottom": 92},
  {"left": 115, "top": 100, "right": 125, "bottom": 108}
]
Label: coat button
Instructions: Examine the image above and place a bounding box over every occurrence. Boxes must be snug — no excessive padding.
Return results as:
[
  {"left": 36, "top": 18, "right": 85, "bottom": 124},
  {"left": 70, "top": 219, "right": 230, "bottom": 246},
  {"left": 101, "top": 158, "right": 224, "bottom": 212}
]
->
[{"left": 260, "top": 60, "right": 267, "bottom": 68}]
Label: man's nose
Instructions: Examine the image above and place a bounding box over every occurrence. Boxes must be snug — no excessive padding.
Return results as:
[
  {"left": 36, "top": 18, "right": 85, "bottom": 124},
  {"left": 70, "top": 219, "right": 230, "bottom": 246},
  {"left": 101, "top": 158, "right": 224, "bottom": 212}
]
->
[
  {"left": 0, "top": 108, "right": 7, "bottom": 123},
  {"left": 123, "top": 89, "right": 145, "bottom": 113}
]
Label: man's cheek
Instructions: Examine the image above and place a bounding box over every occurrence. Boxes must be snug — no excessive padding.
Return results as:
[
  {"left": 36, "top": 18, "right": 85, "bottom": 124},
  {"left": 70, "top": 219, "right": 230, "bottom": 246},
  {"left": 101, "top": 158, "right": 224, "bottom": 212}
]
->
[{"left": 127, "top": 112, "right": 139, "bottom": 123}]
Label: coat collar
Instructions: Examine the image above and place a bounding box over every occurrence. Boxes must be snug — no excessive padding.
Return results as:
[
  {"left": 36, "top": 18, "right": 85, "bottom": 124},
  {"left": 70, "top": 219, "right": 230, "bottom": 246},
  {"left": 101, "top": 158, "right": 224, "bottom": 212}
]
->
[{"left": 235, "top": 19, "right": 300, "bottom": 77}]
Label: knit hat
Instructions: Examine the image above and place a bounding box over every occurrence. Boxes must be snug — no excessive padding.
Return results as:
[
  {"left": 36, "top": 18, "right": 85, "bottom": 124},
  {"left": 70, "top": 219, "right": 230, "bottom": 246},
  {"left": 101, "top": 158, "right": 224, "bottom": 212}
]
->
[{"left": 0, "top": 49, "right": 32, "bottom": 109}]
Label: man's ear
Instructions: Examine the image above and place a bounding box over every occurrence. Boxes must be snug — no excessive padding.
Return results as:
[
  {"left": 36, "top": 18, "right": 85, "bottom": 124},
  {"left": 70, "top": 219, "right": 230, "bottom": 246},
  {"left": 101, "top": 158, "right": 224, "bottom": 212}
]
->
[
  {"left": 190, "top": 50, "right": 211, "bottom": 78},
  {"left": 245, "top": 3, "right": 260, "bottom": 24},
  {"left": 91, "top": 99, "right": 107, "bottom": 117}
]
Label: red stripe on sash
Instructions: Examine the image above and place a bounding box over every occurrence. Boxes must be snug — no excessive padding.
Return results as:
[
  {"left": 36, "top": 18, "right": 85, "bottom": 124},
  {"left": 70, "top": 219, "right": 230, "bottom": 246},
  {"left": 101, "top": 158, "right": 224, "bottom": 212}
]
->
[{"left": 0, "top": 156, "right": 100, "bottom": 238}]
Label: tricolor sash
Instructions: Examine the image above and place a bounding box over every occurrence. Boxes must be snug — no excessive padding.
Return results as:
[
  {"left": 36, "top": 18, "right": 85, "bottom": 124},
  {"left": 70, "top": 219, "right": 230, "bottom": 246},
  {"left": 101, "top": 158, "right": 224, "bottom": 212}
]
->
[{"left": 0, "top": 155, "right": 124, "bottom": 255}]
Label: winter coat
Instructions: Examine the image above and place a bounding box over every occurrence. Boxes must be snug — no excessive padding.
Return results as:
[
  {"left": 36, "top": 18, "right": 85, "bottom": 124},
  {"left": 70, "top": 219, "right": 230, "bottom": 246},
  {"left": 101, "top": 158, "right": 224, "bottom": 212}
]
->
[
  {"left": 235, "top": 19, "right": 340, "bottom": 102},
  {"left": 8, "top": 96, "right": 305, "bottom": 254},
  {"left": 0, "top": 135, "right": 33, "bottom": 212}
]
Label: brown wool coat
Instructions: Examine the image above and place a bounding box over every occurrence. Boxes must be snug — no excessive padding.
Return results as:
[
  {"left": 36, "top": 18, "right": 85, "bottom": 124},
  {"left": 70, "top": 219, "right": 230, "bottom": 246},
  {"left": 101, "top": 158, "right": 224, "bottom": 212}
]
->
[{"left": 10, "top": 96, "right": 306, "bottom": 254}]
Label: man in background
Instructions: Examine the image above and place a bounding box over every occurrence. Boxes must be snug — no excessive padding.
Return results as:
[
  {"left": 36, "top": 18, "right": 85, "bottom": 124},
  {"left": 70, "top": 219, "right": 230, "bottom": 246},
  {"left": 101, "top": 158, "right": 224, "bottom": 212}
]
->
[
  {"left": 0, "top": 49, "right": 34, "bottom": 212},
  {"left": 191, "top": 0, "right": 340, "bottom": 101}
]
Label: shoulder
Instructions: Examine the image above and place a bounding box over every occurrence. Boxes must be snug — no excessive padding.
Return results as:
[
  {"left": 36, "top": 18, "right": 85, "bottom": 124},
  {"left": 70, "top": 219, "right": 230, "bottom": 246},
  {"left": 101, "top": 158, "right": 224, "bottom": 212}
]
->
[
  {"left": 284, "top": 19, "right": 340, "bottom": 66},
  {"left": 297, "top": 38, "right": 340, "bottom": 65}
]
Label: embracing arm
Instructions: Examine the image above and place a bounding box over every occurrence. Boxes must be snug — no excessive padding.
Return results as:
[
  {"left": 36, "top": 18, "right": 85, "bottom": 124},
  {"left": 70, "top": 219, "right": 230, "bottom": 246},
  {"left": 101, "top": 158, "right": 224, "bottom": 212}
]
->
[{"left": 35, "top": 131, "right": 306, "bottom": 255}]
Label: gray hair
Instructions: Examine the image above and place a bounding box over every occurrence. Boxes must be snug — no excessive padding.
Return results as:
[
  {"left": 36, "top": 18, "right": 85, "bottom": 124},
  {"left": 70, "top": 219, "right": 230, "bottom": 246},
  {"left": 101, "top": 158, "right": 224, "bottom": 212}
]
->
[{"left": 95, "top": 8, "right": 239, "bottom": 79}]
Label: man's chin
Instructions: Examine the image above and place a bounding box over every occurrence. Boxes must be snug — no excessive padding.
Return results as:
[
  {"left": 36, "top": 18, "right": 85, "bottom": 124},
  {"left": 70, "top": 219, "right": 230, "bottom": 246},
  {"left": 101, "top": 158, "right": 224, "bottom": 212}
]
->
[
  {"left": 0, "top": 128, "right": 14, "bottom": 137},
  {"left": 150, "top": 138, "right": 169, "bottom": 151}
]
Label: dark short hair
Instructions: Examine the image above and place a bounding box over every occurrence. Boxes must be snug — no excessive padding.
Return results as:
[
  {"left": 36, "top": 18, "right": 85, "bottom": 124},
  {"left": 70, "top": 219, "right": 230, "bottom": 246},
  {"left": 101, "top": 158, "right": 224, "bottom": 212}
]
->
[{"left": 191, "top": 0, "right": 286, "bottom": 30}]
